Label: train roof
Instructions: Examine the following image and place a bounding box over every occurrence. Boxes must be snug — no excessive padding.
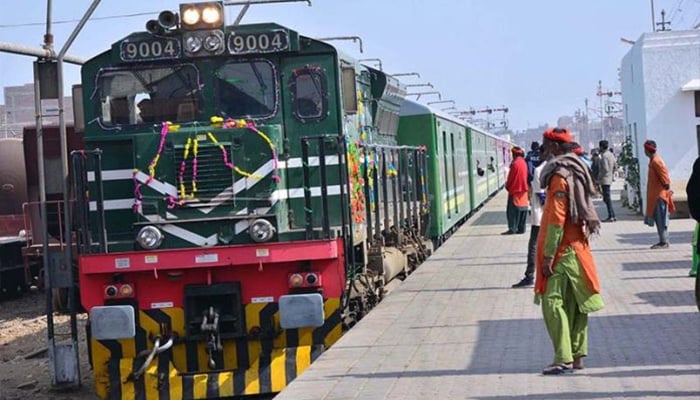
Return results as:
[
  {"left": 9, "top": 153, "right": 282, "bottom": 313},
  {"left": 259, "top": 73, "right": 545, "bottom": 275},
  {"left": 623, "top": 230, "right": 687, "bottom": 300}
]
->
[{"left": 399, "top": 98, "right": 508, "bottom": 142}]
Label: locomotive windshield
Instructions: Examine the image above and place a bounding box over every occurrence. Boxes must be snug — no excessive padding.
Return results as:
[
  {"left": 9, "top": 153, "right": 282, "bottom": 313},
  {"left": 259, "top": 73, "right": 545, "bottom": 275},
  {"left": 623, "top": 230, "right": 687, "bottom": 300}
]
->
[
  {"left": 95, "top": 64, "right": 202, "bottom": 126},
  {"left": 214, "top": 60, "right": 277, "bottom": 119}
]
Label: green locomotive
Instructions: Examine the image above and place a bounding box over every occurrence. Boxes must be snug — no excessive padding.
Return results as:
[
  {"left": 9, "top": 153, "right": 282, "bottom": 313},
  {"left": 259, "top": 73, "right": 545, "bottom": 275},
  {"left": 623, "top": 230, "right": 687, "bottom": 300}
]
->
[{"left": 73, "top": 2, "right": 435, "bottom": 399}]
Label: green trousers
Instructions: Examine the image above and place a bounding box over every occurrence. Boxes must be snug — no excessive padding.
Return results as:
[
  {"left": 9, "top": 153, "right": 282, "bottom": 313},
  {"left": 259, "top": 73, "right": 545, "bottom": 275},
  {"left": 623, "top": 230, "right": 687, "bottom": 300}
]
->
[{"left": 541, "top": 247, "right": 604, "bottom": 364}]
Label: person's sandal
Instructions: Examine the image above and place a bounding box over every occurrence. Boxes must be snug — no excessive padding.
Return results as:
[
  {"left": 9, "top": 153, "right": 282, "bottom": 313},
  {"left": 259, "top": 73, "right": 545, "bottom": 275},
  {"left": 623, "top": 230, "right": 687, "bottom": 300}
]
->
[
  {"left": 573, "top": 356, "right": 585, "bottom": 370},
  {"left": 542, "top": 362, "right": 574, "bottom": 375}
]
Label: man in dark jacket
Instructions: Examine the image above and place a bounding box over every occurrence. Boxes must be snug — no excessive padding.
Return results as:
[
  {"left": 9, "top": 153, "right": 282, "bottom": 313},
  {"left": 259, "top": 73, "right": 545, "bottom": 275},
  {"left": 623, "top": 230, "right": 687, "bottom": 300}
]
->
[
  {"left": 598, "top": 140, "right": 616, "bottom": 222},
  {"left": 525, "top": 141, "right": 542, "bottom": 185}
]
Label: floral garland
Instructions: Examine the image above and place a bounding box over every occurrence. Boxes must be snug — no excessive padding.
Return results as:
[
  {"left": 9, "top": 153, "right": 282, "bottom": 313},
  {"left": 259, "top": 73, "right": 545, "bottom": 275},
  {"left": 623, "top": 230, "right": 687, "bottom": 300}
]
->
[
  {"left": 132, "top": 117, "right": 280, "bottom": 211},
  {"left": 211, "top": 116, "right": 281, "bottom": 183},
  {"left": 178, "top": 137, "right": 198, "bottom": 201},
  {"left": 133, "top": 121, "right": 180, "bottom": 211},
  {"left": 363, "top": 148, "right": 376, "bottom": 213},
  {"left": 346, "top": 140, "right": 365, "bottom": 224}
]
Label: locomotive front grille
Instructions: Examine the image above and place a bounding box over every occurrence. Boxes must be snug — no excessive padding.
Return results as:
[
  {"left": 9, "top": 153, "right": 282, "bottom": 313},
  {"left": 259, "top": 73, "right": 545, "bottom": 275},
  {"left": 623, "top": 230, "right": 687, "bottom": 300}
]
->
[{"left": 173, "top": 144, "right": 235, "bottom": 201}]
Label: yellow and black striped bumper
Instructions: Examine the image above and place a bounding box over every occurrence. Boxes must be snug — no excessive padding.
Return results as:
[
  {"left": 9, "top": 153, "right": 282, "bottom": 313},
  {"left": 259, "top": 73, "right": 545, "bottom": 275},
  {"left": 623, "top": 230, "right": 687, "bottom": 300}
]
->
[
  {"left": 106, "top": 345, "right": 323, "bottom": 399},
  {"left": 91, "top": 299, "right": 343, "bottom": 399}
]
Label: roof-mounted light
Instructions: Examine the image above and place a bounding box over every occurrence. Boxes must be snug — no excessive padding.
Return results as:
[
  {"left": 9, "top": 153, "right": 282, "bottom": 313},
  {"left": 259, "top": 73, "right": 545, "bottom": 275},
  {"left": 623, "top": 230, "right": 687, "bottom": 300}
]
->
[
  {"left": 180, "top": 2, "right": 224, "bottom": 30},
  {"left": 201, "top": 5, "right": 222, "bottom": 24},
  {"left": 181, "top": 7, "right": 200, "bottom": 26}
]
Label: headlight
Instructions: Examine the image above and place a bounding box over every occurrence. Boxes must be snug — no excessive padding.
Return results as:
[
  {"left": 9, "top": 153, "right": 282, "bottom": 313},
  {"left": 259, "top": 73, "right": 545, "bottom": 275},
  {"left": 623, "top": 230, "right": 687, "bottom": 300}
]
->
[
  {"left": 202, "top": 5, "right": 222, "bottom": 25},
  {"left": 180, "top": 2, "right": 224, "bottom": 30},
  {"left": 185, "top": 35, "right": 203, "bottom": 53},
  {"left": 203, "top": 33, "right": 223, "bottom": 52},
  {"left": 136, "top": 225, "right": 164, "bottom": 249},
  {"left": 249, "top": 219, "right": 275, "bottom": 243},
  {"left": 181, "top": 7, "right": 200, "bottom": 26}
]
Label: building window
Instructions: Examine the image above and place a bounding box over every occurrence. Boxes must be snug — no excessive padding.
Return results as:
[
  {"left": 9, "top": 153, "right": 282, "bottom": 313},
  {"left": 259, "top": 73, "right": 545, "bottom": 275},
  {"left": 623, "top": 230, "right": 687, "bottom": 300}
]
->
[{"left": 695, "top": 91, "right": 700, "bottom": 117}]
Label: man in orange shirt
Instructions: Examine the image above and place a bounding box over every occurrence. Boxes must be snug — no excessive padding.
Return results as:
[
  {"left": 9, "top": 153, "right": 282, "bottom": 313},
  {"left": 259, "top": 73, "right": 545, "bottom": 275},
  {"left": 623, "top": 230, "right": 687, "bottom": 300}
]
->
[
  {"left": 643, "top": 140, "right": 674, "bottom": 249},
  {"left": 503, "top": 147, "right": 529, "bottom": 234},
  {"left": 535, "top": 127, "right": 604, "bottom": 375}
]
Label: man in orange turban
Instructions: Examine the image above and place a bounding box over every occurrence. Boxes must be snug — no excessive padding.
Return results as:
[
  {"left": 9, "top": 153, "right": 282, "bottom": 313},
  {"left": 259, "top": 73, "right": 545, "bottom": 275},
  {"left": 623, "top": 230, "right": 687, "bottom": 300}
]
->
[
  {"left": 643, "top": 140, "right": 674, "bottom": 249},
  {"left": 535, "top": 128, "right": 604, "bottom": 375}
]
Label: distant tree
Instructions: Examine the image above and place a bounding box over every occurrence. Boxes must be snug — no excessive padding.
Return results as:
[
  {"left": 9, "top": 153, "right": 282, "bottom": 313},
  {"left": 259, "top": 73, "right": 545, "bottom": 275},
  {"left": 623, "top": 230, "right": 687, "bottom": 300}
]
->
[{"left": 618, "top": 135, "right": 641, "bottom": 211}]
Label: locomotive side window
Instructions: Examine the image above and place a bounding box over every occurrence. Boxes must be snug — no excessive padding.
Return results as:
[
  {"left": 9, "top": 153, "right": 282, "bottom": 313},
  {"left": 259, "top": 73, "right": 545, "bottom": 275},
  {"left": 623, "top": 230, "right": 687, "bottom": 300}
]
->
[
  {"left": 290, "top": 66, "right": 328, "bottom": 123},
  {"left": 96, "top": 65, "right": 202, "bottom": 126},
  {"left": 215, "top": 60, "right": 278, "bottom": 119},
  {"left": 341, "top": 66, "right": 357, "bottom": 114}
]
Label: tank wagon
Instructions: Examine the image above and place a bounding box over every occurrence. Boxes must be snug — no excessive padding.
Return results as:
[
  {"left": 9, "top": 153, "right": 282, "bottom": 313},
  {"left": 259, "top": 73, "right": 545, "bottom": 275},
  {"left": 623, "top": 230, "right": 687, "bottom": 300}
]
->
[
  {"left": 0, "top": 127, "right": 83, "bottom": 301},
  {"left": 66, "top": 2, "right": 512, "bottom": 398},
  {"left": 0, "top": 138, "right": 29, "bottom": 297}
]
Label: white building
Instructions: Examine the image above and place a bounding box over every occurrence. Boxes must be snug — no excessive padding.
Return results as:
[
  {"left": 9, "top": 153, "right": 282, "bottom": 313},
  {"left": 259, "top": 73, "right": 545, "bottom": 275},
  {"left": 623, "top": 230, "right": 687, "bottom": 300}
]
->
[{"left": 620, "top": 29, "right": 700, "bottom": 211}]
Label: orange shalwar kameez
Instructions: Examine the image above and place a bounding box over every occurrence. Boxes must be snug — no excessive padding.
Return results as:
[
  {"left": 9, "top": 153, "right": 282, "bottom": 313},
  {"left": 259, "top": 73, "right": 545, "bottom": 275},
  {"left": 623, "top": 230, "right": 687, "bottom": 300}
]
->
[
  {"left": 534, "top": 174, "right": 604, "bottom": 365},
  {"left": 645, "top": 154, "right": 674, "bottom": 218}
]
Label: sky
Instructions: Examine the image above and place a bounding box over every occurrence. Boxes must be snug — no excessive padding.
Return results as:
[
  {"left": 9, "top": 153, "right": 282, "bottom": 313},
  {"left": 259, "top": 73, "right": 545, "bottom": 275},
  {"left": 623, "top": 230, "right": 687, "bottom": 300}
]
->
[{"left": 1, "top": 0, "right": 700, "bottom": 132}]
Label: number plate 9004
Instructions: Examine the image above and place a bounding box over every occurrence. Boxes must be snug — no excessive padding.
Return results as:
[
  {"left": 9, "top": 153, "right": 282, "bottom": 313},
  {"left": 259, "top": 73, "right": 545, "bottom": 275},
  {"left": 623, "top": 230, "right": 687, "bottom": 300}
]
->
[
  {"left": 227, "top": 30, "right": 289, "bottom": 55},
  {"left": 120, "top": 37, "right": 181, "bottom": 62}
]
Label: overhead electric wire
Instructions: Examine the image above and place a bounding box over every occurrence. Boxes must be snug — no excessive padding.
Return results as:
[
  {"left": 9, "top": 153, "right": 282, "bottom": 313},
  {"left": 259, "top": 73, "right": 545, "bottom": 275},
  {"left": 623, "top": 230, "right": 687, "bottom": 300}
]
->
[
  {"left": 0, "top": 11, "right": 159, "bottom": 29},
  {"left": 668, "top": 0, "right": 685, "bottom": 23}
]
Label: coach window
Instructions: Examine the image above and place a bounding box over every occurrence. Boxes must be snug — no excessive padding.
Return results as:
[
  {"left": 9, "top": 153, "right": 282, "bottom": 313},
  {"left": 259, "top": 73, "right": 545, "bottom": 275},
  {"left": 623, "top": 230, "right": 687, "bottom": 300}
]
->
[
  {"left": 215, "top": 60, "right": 277, "bottom": 119},
  {"left": 290, "top": 66, "right": 328, "bottom": 123}
]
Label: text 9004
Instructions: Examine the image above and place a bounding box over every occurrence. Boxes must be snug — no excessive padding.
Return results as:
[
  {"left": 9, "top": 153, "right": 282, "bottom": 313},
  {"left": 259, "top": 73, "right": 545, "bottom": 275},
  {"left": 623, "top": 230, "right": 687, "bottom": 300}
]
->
[
  {"left": 227, "top": 31, "right": 289, "bottom": 55},
  {"left": 120, "top": 38, "right": 181, "bottom": 62}
]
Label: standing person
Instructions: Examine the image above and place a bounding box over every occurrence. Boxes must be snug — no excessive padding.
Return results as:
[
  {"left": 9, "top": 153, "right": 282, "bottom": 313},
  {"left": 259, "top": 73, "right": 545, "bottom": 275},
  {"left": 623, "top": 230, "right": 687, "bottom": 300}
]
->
[
  {"left": 687, "top": 157, "right": 700, "bottom": 308},
  {"left": 503, "top": 147, "right": 529, "bottom": 235},
  {"left": 598, "top": 140, "right": 617, "bottom": 222},
  {"left": 525, "top": 141, "right": 542, "bottom": 185},
  {"left": 590, "top": 149, "right": 602, "bottom": 195},
  {"left": 643, "top": 140, "right": 675, "bottom": 249},
  {"left": 686, "top": 156, "right": 700, "bottom": 281},
  {"left": 512, "top": 144, "right": 548, "bottom": 287},
  {"left": 535, "top": 127, "right": 604, "bottom": 375}
]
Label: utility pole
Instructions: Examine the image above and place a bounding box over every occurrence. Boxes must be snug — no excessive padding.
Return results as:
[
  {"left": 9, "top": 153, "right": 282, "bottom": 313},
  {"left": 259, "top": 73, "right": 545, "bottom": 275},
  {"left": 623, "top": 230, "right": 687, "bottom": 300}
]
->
[
  {"left": 598, "top": 80, "right": 605, "bottom": 141},
  {"left": 596, "top": 81, "right": 622, "bottom": 146},
  {"left": 656, "top": 9, "right": 671, "bottom": 31},
  {"left": 584, "top": 98, "right": 589, "bottom": 145}
]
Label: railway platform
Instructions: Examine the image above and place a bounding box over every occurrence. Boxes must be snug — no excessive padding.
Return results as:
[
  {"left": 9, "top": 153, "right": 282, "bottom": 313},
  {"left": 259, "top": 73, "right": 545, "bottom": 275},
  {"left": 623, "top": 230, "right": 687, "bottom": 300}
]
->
[{"left": 274, "top": 182, "right": 700, "bottom": 400}]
